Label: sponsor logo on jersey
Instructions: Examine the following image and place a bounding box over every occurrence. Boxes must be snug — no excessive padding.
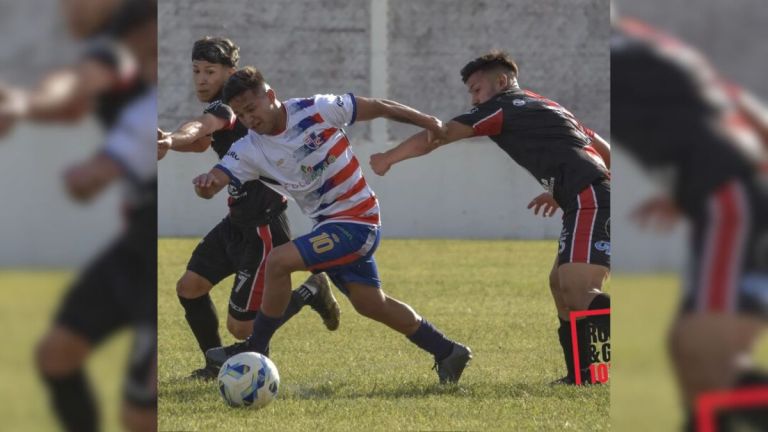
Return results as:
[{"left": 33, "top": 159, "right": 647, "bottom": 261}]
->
[
  {"left": 540, "top": 177, "right": 556, "bottom": 193},
  {"left": 468, "top": 107, "right": 479, "bottom": 114},
  {"left": 594, "top": 240, "right": 611, "bottom": 255},
  {"left": 513, "top": 99, "right": 526, "bottom": 107},
  {"left": 335, "top": 95, "right": 344, "bottom": 107},
  {"left": 559, "top": 228, "right": 569, "bottom": 254},
  {"left": 226, "top": 150, "right": 240, "bottom": 161},
  {"left": 301, "top": 155, "right": 337, "bottom": 183}
]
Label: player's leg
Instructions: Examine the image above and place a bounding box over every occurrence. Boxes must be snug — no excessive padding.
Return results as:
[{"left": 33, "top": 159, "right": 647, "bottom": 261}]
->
[
  {"left": 555, "top": 180, "right": 611, "bottom": 384},
  {"left": 36, "top": 326, "right": 97, "bottom": 432},
  {"left": 179, "top": 218, "right": 236, "bottom": 377},
  {"left": 227, "top": 214, "right": 339, "bottom": 340},
  {"left": 671, "top": 314, "right": 766, "bottom": 430},
  {"left": 36, "top": 244, "right": 127, "bottom": 432},
  {"left": 549, "top": 256, "right": 577, "bottom": 384},
  {"left": 120, "top": 323, "right": 157, "bottom": 432},
  {"left": 342, "top": 280, "right": 471, "bottom": 384}
]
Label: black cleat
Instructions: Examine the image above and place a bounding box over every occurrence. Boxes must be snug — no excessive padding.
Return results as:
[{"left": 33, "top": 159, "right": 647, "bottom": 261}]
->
[
  {"left": 434, "top": 343, "right": 472, "bottom": 384},
  {"left": 550, "top": 375, "right": 576, "bottom": 385},
  {"left": 305, "top": 273, "right": 340, "bottom": 331},
  {"left": 204, "top": 341, "right": 253, "bottom": 370},
  {"left": 187, "top": 365, "right": 219, "bottom": 381}
]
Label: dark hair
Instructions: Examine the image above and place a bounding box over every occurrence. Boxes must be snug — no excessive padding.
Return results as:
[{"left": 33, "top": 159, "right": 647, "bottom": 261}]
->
[
  {"left": 460, "top": 50, "right": 519, "bottom": 83},
  {"left": 192, "top": 36, "right": 239, "bottom": 68},
  {"left": 222, "top": 66, "right": 266, "bottom": 104}
]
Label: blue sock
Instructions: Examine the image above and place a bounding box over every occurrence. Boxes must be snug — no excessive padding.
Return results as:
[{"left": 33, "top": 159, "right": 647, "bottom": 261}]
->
[
  {"left": 247, "top": 311, "right": 283, "bottom": 354},
  {"left": 407, "top": 319, "right": 454, "bottom": 361}
]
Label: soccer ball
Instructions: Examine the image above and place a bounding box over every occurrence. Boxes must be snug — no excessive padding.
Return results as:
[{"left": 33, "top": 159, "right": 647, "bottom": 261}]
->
[{"left": 217, "top": 352, "right": 280, "bottom": 408}]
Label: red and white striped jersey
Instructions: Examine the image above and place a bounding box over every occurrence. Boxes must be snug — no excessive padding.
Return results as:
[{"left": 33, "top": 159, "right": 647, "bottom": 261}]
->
[{"left": 217, "top": 93, "right": 380, "bottom": 228}]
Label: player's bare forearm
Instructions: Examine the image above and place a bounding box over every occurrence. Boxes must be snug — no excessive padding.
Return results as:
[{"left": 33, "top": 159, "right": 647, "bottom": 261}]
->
[
  {"left": 193, "top": 167, "right": 229, "bottom": 199},
  {"left": 591, "top": 133, "right": 611, "bottom": 170},
  {"left": 23, "top": 69, "right": 92, "bottom": 122},
  {"left": 355, "top": 97, "right": 442, "bottom": 132},
  {"left": 388, "top": 130, "right": 435, "bottom": 162},
  {"left": 167, "top": 117, "right": 221, "bottom": 152}
]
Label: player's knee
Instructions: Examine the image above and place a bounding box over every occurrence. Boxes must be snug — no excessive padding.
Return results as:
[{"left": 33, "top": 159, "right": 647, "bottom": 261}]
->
[
  {"left": 266, "top": 246, "right": 292, "bottom": 274},
  {"left": 227, "top": 319, "right": 252, "bottom": 340},
  {"left": 176, "top": 273, "right": 209, "bottom": 298},
  {"left": 36, "top": 334, "right": 81, "bottom": 376}
]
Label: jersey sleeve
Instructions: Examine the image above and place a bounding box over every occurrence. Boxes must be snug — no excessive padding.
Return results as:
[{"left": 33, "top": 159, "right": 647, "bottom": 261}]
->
[
  {"left": 203, "top": 100, "right": 237, "bottom": 130},
  {"left": 314, "top": 93, "right": 357, "bottom": 128},
  {"left": 214, "top": 137, "right": 260, "bottom": 188},
  {"left": 102, "top": 90, "right": 156, "bottom": 184},
  {"left": 452, "top": 101, "right": 504, "bottom": 136}
]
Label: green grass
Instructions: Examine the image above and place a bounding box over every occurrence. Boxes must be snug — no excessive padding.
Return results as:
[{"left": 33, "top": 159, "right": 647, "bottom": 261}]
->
[
  {"left": 0, "top": 271, "right": 131, "bottom": 432},
  {"left": 159, "top": 238, "right": 610, "bottom": 431}
]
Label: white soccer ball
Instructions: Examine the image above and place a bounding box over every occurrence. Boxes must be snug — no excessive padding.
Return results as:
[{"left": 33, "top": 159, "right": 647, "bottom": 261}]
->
[{"left": 217, "top": 352, "right": 280, "bottom": 408}]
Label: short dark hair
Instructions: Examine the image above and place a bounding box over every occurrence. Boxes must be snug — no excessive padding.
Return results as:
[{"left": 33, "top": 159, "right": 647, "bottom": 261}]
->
[
  {"left": 192, "top": 36, "right": 239, "bottom": 68},
  {"left": 460, "top": 50, "right": 519, "bottom": 83},
  {"left": 222, "top": 66, "right": 267, "bottom": 104}
]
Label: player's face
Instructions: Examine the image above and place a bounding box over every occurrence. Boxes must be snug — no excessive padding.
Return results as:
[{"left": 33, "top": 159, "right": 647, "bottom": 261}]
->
[
  {"left": 466, "top": 70, "right": 505, "bottom": 106},
  {"left": 192, "top": 60, "right": 234, "bottom": 102},
  {"left": 229, "top": 89, "right": 278, "bottom": 134}
]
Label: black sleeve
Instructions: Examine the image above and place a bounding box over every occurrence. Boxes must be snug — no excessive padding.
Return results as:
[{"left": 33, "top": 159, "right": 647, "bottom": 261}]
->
[
  {"left": 452, "top": 100, "right": 504, "bottom": 136},
  {"left": 203, "top": 100, "right": 237, "bottom": 130}
]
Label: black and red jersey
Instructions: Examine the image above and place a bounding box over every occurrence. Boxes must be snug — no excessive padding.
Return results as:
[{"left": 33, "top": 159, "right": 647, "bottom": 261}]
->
[
  {"left": 611, "top": 18, "right": 757, "bottom": 216},
  {"left": 453, "top": 87, "right": 609, "bottom": 208},
  {"left": 203, "top": 95, "right": 287, "bottom": 227}
]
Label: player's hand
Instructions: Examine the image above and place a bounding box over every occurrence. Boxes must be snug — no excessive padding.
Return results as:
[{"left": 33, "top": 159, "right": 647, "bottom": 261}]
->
[
  {"left": 0, "top": 84, "right": 28, "bottom": 138},
  {"left": 192, "top": 172, "right": 220, "bottom": 188},
  {"left": 424, "top": 116, "right": 447, "bottom": 147},
  {"left": 158, "top": 135, "right": 172, "bottom": 160},
  {"left": 527, "top": 192, "right": 559, "bottom": 217},
  {"left": 369, "top": 152, "right": 392, "bottom": 176},
  {"left": 631, "top": 195, "right": 681, "bottom": 231}
]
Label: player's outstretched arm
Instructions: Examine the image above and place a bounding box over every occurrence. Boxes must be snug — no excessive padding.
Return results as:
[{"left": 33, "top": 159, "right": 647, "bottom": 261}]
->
[
  {"left": 193, "top": 167, "right": 229, "bottom": 199},
  {"left": 158, "top": 113, "right": 228, "bottom": 160},
  {"left": 354, "top": 96, "right": 444, "bottom": 134},
  {"left": 369, "top": 120, "right": 474, "bottom": 176}
]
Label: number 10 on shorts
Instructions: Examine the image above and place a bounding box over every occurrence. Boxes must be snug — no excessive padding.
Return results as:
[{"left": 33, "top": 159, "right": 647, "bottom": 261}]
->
[{"left": 309, "top": 232, "right": 335, "bottom": 254}]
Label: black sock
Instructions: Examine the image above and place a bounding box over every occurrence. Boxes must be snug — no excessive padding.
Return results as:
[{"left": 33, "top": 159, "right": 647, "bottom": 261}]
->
[
  {"left": 41, "top": 369, "right": 98, "bottom": 432},
  {"left": 576, "top": 318, "right": 592, "bottom": 382},
  {"left": 557, "top": 318, "right": 575, "bottom": 380},
  {"left": 586, "top": 293, "right": 611, "bottom": 338},
  {"left": 247, "top": 310, "right": 283, "bottom": 354},
  {"left": 179, "top": 294, "right": 221, "bottom": 355},
  {"left": 406, "top": 319, "right": 454, "bottom": 361},
  {"left": 280, "top": 289, "right": 308, "bottom": 325}
]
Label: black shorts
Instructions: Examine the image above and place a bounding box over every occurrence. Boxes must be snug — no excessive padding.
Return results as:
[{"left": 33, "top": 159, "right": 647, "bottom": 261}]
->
[
  {"left": 558, "top": 179, "right": 611, "bottom": 268},
  {"left": 186, "top": 213, "right": 291, "bottom": 321},
  {"left": 54, "top": 234, "right": 157, "bottom": 407},
  {"left": 682, "top": 178, "right": 768, "bottom": 318}
]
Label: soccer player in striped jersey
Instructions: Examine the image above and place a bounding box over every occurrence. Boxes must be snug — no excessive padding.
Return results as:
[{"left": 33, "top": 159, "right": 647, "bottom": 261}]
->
[
  {"left": 157, "top": 36, "right": 340, "bottom": 381},
  {"left": 194, "top": 67, "right": 472, "bottom": 384},
  {"left": 370, "top": 51, "right": 612, "bottom": 385}
]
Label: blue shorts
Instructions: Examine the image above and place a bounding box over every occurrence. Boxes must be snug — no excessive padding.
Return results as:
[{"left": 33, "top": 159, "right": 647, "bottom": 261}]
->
[{"left": 293, "top": 222, "right": 381, "bottom": 294}]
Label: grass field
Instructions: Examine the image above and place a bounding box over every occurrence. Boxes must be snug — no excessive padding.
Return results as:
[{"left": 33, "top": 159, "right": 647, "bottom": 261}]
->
[
  {"left": 0, "top": 271, "right": 131, "bottom": 432},
  {"left": 159, "top": 238, "right": 610, "bottom": 431}
]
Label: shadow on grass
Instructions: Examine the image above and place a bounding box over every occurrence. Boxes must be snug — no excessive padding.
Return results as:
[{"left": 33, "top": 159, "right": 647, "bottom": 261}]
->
[{"left": 281, "top": 379, "right": 599, "bottom": 401}]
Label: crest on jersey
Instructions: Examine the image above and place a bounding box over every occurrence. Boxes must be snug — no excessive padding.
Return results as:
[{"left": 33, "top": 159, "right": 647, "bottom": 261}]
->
[{"left": 303, "top": 132, "right": 322, "bottom": 150}]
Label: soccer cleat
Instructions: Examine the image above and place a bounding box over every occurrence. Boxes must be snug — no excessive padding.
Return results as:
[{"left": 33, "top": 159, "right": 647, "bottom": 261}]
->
[
  {"left": 549, "top": 375, "right": 576, "bottom": 385},
  {"left": 187, "top": 365, "right": 219, "bottom": 381},
  {"left": 205, "top": 341, "right": 255, "bottom": 370},
  {"left": 305, "top": 273, "right": 340, "bottom": 331},
  {"left": 434, "top": 343, "right": 472, "bottom": 384}
]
